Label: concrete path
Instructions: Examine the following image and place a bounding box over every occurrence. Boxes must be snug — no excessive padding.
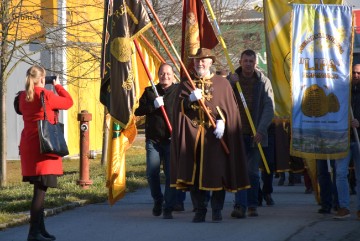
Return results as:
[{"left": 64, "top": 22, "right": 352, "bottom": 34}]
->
[{"left": 1, "top": 183, "right": 360, "bottom": 241}]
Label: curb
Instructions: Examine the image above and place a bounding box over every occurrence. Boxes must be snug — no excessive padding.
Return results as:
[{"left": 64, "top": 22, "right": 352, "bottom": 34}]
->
[{"left": 0, "top": 200, "right": 88, "bottom": 231}]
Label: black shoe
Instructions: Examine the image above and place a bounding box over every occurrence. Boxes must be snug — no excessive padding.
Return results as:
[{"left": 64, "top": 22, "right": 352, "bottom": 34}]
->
[
  {"left": 152, "top": 200, "right": 163, "bottom": 216},
  {"left": 350, "top": 188, "right": 357, "bottom": 195},
  {"left": 28, "top": 221, "right": 53, "bottom": 241},
  {"left": 27, "top": 233, "right": 52, "bottom": 241},
  {"left": 264, "top": 194, "right": 275, "bottom": 206},
  {"left": 163, "top": 209, "right": 173, "bottom": 219},
  {"left": 318, "top": 207, "right": 331, "bottom": 214},
  {"left": 40, "top": 211, "right": 56, "bottom": 240},
  {"left": 212, "top": 210, "right": 222, "bottom": 222},
  {"left": 173, "top": 203, "right": 185, "bottom": 212},
  {"left": 304, "top": 187, "right": 313, "bottom": 194},
  {"left": 231, "top": 205, "right": 246, "bottom": 218},
  {"left": 278, "top": 178, "right": 285, "bottom": 186},
  {"left": 192, "top": 212, "right": 206, "bottom": 223}
]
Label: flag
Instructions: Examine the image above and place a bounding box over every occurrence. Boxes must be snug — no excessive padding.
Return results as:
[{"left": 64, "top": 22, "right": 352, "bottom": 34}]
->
[
  {"left": 263, "top": 0, "right": 343, "bottom": 118},
  {"left": 106, "top": 116, "right": 137, "bottom": 205},
  {"left": 181, "top": 0, "right": 218, "bottom": 75},
  {"left": 100, "top": 0, "right": 160, "bottom": 205},
  {"left": 100, "top": 0, "right": 152, "bottom": 128},
  {"left": 290, "top": 4, "right": 353, "bottom": 159}
]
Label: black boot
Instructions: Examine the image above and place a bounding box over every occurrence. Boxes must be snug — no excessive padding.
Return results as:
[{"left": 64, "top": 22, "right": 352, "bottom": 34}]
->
[
  {"left": 28, "top": 221, "right": 52, "bottom": 241},
  {"left": 40, "top": 210, "right": 56, "bottom": 240},
  {"left": 191, "top": 189, "right": 207, "bottom": 223}
]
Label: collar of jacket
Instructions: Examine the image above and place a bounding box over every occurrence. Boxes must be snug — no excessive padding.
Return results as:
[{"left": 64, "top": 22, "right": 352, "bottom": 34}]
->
[{"left": 235, "top": 66, "right": 262, "bottom": 80}]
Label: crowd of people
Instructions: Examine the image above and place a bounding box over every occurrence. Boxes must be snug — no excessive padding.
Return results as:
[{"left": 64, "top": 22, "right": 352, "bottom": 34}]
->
[
  {"left": 17, "top": 49, "right": 360, "bottom": 241},
  {"left": 134, "top": 48, "right": 360, "bottom": 223}
]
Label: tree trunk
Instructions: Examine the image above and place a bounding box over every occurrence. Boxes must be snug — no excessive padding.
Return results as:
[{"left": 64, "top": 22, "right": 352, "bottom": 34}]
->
[
  {"left": 0, "top": 0, "right": 9, "bottom": 187},
  {"left": 0, "top": 79, "right": 7, "bottom": 187}
]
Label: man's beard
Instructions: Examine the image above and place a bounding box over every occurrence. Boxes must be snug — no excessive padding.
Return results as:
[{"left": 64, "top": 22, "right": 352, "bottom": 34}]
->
[{"left": 195, "top": 67, "right": 209, "bottom": 78}]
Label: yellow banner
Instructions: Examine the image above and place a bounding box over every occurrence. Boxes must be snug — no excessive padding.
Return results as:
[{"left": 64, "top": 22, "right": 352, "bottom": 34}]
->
[{"left": 263, "top": 0, "right": 343, "bottom": 118}]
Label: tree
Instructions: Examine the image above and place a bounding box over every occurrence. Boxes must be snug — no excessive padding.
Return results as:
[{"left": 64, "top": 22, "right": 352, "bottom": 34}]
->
[
  {"left": 0, "top": 0, "right": 103, "bottom": 186},
  {"left": 148, "top": 0, "right": 264, "bottom": 72},
  {"left": 0, "top": 0, "right": 263, "bottom": 186}
]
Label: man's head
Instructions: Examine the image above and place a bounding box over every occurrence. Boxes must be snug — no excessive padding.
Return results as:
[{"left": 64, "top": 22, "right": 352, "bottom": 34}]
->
[
  {"left": 353, "top": 64, "right": 360, "bottom": 85},
  {"left": 158, "top": 63, "right": 174, "bottom": 89},
  {"left": 239, "top": 49, "right": 257, "bottom": 77},
  {"left": 190, "top": 48, "right": 215, "bottom": 78}
]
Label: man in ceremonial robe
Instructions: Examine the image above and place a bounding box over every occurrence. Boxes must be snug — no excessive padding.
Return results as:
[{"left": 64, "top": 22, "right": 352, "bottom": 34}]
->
[{"left": 170, "top": 48, "right": 249, "bottom": 223}]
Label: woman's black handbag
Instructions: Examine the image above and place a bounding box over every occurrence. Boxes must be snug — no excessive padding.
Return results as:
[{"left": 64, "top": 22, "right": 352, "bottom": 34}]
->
[
  {"left": 14, "top": 91, "right": 23, "bottom": 115},
  {"left": 38, "top": 91, "right": 69, "bottom": 157}
]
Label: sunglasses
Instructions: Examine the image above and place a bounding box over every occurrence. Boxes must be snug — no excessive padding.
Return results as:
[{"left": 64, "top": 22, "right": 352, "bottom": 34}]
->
[{"left": 353, "top": 71, "right": 360, "bottom": 75}]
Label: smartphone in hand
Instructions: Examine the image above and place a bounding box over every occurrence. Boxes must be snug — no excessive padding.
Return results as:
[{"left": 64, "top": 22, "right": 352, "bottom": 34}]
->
[{"left": 45, "top": 76, "right": 56, "bottom": 85}]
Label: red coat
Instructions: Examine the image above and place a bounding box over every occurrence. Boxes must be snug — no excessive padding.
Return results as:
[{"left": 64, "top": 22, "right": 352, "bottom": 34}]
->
[{"left": 19, "top": 85, "right": 73, "bottom": 177}]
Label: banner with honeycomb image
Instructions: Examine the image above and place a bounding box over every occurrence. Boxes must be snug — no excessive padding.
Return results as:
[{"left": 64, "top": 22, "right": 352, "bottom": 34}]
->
[{"left": 290, "top": 4, "right": 353, "bottom": 159}]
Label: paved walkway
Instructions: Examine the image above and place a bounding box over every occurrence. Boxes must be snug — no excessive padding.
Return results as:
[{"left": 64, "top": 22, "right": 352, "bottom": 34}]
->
[{"left": 1, "top": 181, "right": 360, "bottom": 241}]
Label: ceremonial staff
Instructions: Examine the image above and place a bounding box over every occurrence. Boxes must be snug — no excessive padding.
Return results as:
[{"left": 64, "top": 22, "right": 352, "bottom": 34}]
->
[
  {"left": 143, "top": 0, "right": 230, "bottom": 154},
  {"left": 133, "top": 39, "right": 172, "bottom": 133},
  {"left": 150, "top": 26, "right": 181, "bottom": 74},
  {"left": 140, "top": 35, "right": 180, "bottom": 83}
]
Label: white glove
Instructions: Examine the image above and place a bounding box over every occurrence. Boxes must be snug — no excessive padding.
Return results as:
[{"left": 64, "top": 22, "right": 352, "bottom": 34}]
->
[
  {"left": 213, "top": 120, "right": 225, "bottom": 139},
  {"left": 189, "top": 88, "right": 202, "bottom": 102},
  {"left": 154, "top": 96, "right": 164, "bottom": 109}
]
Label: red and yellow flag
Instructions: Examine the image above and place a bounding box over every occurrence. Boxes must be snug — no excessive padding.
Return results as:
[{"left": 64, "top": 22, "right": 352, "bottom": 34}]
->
[{"left": 181, "top": 0, "right": 218, "bottom": 75}]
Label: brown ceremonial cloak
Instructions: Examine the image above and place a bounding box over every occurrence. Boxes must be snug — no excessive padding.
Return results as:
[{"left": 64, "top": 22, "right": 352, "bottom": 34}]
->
[{"left": 170, "top": 74, "right": 250, "bottom": 192}]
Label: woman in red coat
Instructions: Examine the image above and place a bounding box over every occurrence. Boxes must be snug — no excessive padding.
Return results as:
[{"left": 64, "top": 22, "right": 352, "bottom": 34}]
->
[{"left": 18, "top": 65, "right": 73, "bottom": 241}]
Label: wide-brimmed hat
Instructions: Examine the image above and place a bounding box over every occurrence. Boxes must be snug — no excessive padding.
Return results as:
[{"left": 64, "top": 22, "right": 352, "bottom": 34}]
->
[{"left": 189, "top": 48, "right": 216, "bottom": 63}]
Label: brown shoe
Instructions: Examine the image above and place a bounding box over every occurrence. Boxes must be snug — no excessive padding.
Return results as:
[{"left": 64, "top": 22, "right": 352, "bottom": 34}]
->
[
  {"left": 248, "top": 207, "right": 258, "bottom": 217},
  {"left": 334, "top": 208, "right": 350, "bottom": 219}
]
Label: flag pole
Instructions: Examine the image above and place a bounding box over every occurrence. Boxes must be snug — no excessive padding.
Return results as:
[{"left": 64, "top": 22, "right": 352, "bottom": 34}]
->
[
  {"left": 140, "top": 35, "right": 166, "bottom": 63},
  {"left": 202, "top": 0, "right": 270, "bottom": 173},
  {"left": 151, "top": 26, "right": 181, "bottom": 73},
  {"left": 143, "top": 0, "right": 230, "bottom": 154},
  {"left": 133, "top": 38, "right": 172, "bottom": 134},
  {"left": 140, "top": 35, "right": 181, "bottom": 83},
  {"left": 101, "top": 0, "right": 111, "bottom": 79}
]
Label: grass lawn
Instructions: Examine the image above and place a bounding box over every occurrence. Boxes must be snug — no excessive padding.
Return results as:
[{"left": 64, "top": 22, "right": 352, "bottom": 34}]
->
[{"left": 0, "top": 138, "right": 147, "bottom": 228}]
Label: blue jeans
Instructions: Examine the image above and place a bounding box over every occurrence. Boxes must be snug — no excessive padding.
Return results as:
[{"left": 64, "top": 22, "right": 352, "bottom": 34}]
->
[
  {"left": 335, "top": 142, "right": 360, "bottom": 210},
  {"left": 317, "top": 159, "right": 338, "bottom": 210},
  {"left": 146, "top": 139, "right": 175, "bottom": 210},
  {"left": 235, "top": 135, "right": 261, "bottom": 209}
]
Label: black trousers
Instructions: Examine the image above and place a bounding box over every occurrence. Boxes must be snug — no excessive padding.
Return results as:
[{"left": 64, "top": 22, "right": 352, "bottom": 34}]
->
[{"left": 190, "top": 148, "right": 225, "bottom": 212}]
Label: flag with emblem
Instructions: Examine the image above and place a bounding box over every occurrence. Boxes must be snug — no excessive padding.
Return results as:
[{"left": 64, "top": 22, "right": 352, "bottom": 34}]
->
[
  {"left": 181, "top": 0, "right": 218, "bottom": 75},
  {"left": 100, "top": 0, "right": 152, "bottom": 128},
  {"left": 263, "top": 0, "right": 343, "bottom": 118},
  {"left": 100, "top": 0, "right": 155, "bottom": 205},
  {"left": 290, "top": 4, "right": 353, "bottom": 159}
]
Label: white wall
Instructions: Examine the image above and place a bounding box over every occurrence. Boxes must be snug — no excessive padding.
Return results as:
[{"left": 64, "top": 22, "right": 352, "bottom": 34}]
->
[{"left": 6, "top": 42, "right": 51, "bottom": 160}]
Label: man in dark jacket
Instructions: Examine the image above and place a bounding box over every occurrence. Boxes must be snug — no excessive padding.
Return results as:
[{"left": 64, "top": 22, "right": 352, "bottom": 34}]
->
[
  {"left": 230, "top": 49, "right": 275, "bottom": 218},
  {"left": 134, "top": 63, "right": 178, "bottom": 219}
]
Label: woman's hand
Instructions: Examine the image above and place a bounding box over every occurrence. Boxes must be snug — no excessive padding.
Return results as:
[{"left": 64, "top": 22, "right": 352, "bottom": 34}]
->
[{"left": 54, "top": 75, "right": 61, "bottom": 86}]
